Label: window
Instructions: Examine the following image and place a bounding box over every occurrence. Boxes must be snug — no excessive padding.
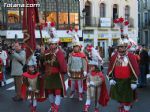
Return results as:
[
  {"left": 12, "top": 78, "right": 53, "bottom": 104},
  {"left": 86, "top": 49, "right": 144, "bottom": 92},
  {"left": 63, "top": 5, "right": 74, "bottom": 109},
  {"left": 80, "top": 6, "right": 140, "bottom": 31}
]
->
[
  {"left": 144, "top": 31, "right": 148, "bottom": 46},
  {"left": 125, "top": 5, "right": 130, "bottom": 20},
  {"left": 100, "top": 3, "right": 106, "bottom": 17},
  {"left": 144, "top": 12, "right": 148, "bottom": 26},
  {"left": 85, "top": 1, "right": 91, "bottom": 26},
  {"left": 46, "top": 1, "right": 57, "bottom": 24},
  {"left": 148, "top": 10, "right": 150, "bottom": 26},
  {"left": 138, "top": 1, "right": 140, "bottom": 11},
  {"left": 113, "top": 4, "right": 118, "bottom": 20},
  {"left": 3, "top": 0, "right": 80, "bottom": 30},
  {"left": 138, "top": 14, "right": 141, "bottom": 28},
  {"left": 58, "top": 0, "right": 69, "bottom": 28},
  {"left": 144, "top": 0, "right": 147, "bottom": 8},
  {"left": 69, "top": 0, "right": 79, "bottom": 28}
]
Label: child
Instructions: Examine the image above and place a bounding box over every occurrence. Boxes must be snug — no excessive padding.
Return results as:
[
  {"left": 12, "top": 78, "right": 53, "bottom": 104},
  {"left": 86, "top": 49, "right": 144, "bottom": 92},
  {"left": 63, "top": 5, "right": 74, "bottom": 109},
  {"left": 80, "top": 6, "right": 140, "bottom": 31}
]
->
[
  {"left": 83, "top": 49, "right": 109, "bottom": 112},
  {"left": 21, "top": 55, "right": 40, "bottom": 112}
]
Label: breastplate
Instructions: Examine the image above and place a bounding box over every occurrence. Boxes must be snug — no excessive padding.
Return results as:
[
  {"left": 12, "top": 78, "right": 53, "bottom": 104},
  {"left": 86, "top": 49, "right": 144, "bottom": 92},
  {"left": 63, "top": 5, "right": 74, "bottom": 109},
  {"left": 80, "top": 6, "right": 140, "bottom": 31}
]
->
[
  {"left": 28, "top": 77, "right": 38, "bottom": 91},
  {"left": 70, "top": 57, "right": 83, "bottom": 72},
  {"left": 116, "top": 56, "right": 129, "bottom": 66},
  {"left": 45, "top": 53, "right": 56, "bottom": 66}
]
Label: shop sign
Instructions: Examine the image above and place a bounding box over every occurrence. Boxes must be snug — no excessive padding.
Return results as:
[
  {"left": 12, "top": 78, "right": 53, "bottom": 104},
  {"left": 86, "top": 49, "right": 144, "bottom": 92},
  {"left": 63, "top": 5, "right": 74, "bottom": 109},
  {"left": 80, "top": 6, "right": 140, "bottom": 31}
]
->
[
  {"left": 60, "top": 37, "right": 72, "bottom": 42},
  {"left": 100, "top": 18, "right": 111, "bottom": 27},
  {"left": 98, "top": 33, "right": 112, "bottom": 39}
]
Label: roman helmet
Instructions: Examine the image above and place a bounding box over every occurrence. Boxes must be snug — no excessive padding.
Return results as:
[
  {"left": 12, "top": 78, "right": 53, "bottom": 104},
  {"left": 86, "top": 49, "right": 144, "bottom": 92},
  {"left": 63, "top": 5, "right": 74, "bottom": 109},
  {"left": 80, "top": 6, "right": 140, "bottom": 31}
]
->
[
  {"left": 44, "top": 22, "right": 60, "bottom": 44},
  {"left": 27, "top": 55, "right": 37, "bottom": 66},
  {"left": 66, "top": 28, "right": 81, "bottom": 47}
]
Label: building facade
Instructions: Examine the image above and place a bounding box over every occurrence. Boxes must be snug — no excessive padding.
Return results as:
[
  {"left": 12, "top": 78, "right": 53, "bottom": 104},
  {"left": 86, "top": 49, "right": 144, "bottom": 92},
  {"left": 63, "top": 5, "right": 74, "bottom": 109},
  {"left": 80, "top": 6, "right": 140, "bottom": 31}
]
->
[
  {"left": 138, "top": 0, "right": 150, "bottom": 48},
  {"left": 0, "top": 0, "right": 81, "bottom": 46},
  {"left": 80, "top": 0, "right": 138, "bottom": 59}
]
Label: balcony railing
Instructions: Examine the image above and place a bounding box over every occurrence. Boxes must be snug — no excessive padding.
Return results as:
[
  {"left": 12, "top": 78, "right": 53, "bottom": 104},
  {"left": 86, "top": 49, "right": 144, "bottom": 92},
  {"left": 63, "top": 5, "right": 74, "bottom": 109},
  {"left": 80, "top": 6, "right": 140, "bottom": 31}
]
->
[
  {"left": 142, "top": 21, "right": 150, "bottom": 29},
  {"left": 83, "top": 17, "right": 134, "bottom": 28},
  {"left": 84, "top": 16, "right": 99, "bottom": 27},
  {"left": 7, "top": 23, "right": 22, "bottom": 30}
]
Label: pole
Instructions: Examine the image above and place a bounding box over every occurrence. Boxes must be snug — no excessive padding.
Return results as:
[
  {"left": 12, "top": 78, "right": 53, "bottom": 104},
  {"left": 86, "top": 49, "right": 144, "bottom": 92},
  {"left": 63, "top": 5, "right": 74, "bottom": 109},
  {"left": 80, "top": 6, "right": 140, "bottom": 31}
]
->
[{"left": 34, "top": 0, "right": 43, "bottom": 45}]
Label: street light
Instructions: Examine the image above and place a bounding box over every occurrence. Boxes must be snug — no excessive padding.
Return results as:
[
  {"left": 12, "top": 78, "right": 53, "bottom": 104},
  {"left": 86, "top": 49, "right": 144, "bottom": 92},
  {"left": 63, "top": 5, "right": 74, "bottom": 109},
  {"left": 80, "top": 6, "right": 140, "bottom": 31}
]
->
[
  {"left": 81, "top": 8, "right": 86, "bottom": 27},
  {"left": 82, "top": 9, "right": 86, "bottom": 17}
]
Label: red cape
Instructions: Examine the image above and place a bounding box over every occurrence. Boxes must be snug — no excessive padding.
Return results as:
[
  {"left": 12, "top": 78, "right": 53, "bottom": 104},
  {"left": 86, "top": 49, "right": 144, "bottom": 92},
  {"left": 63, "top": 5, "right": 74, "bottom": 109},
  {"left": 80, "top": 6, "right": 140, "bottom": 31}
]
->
[
  {"left": 91, "top": 72, "right": 109, "bottom": 106},
  {"left": 56, "top": 49, "right": 67, "bottom": 96},
  {"left": 0, "top": 72, "right": 3, "bottom": 81},
  {"left": 21, "top": 72, "right": 39, "bottom": 99},
  {"left": 107, "top": 52, "right": 139, "bottom": 79},
  {"left": 71, "top": 52, "right": 86, "bottom": 58},
  {"left": 22, "top": 72, "right": 39, "bottom": 79}
]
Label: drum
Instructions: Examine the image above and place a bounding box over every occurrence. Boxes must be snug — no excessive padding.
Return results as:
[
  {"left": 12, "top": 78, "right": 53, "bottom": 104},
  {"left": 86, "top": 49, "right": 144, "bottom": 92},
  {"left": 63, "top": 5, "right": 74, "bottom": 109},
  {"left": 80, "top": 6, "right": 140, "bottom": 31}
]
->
[{"left": 69, "top": 71, "right": 86, "bottom": 80}]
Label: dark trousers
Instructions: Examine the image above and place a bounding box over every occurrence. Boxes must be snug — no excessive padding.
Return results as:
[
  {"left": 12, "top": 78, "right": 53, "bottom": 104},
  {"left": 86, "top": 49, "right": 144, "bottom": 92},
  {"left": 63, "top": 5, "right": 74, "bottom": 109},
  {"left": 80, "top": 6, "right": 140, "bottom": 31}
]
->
[
  {"left": 14, "top": 76, "right": 22, "bottom": 97},
  {"left": 138, "top": 65, "right": 147, "bottom": 86}
]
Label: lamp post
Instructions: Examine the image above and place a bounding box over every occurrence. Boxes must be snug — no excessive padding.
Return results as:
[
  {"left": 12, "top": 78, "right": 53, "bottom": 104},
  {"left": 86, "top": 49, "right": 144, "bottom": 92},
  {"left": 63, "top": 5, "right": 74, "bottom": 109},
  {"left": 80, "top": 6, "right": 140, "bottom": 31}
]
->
[
  {"left": 80, "top": 8, "right": 86, "bottom": 47},
  {"left": 81, "top": 8, "right": 86, "bottom": 27}
]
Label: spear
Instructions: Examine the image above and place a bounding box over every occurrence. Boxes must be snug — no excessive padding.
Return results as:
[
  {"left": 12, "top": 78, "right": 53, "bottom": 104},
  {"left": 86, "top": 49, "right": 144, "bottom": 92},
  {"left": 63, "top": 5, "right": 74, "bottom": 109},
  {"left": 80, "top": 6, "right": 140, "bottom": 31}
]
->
[{"left": 33, "top": 0, "right": 44, "bottom": 45}]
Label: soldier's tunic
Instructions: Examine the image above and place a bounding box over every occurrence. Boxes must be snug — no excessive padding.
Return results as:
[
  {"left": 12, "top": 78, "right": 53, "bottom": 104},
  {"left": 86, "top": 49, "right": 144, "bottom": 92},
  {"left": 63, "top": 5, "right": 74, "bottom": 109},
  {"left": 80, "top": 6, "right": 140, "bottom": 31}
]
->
[
  {"left": 108, "top": 52, "right": 139, "bottom": 103},
  {"left": 21, "top": 72, "right": 40, "bottom": 99},
  {"left": 68, "top": 52, "right": 87, "bottom": 79},
  {"left": 43, "top": 48, "right": 67, "bottom": 96},
  {"left": 87, "top": 71, "right": 109, "bottom": 106}
]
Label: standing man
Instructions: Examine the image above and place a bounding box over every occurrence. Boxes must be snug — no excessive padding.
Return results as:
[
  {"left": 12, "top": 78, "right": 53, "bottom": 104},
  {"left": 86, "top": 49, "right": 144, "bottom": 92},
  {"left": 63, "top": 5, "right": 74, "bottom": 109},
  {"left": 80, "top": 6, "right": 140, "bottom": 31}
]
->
[
  {"left": 43, "top": 38, "right": 67, "bottom": 112},
  {"left": 107, "top": 36, "right": 139, "bottom": 112},
  {"left": 138, "top": 45, "right": 149, "bottom": 88},
  {"left": 0, "top": 46, "right": 8, "bottom": 85},
  {"left": 11, "top": 42, "right": 26, "bottom": 101},
  {"left": 43, "top": 22, "right": 67, "bottom": 112}
]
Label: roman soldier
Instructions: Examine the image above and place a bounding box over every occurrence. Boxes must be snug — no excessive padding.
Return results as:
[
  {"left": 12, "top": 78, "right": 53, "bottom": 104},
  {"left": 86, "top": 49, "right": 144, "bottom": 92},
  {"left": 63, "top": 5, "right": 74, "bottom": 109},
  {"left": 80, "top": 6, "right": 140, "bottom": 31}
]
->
[
  {"left": 67, "top": 29, "right": 87, "bottom": 101},
  {"left": 21, "top": 55, "right": 40, "bottom": 112},
  {"left": 43, "top": 22, "right": 67, "bottom": 112},
  {"left": 108, "top": 17, "right": 140, "bottom": 112},
  {"left": 83, "top": 47, "right": 109, "bottom": 112},
  {"left": 107, "top": 36, "right": 140, "bottom": 112}
]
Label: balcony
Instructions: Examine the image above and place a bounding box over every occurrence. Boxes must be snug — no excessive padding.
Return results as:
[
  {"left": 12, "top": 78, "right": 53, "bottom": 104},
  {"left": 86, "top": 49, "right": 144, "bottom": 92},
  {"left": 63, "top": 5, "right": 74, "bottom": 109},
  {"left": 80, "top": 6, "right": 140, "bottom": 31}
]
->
[
  {"left": 143, "top": 21, "right": 150, "bottom": 29},
  {"left": 83, "top": 16, "right": 99, "bottom": 27},
  {"left": 7, "top": 23, "right": 22, "bottom": 30}
]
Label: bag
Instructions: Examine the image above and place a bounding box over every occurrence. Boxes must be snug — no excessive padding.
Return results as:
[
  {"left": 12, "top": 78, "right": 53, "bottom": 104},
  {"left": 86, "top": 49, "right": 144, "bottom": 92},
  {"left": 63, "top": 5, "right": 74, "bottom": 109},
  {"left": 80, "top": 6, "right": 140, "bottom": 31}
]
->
[
  {"left": 22, "top": 64, "right": 28, "bottom": 72},
  {"left": 17, "top": 60, "right": 27, "bottom": 72}
]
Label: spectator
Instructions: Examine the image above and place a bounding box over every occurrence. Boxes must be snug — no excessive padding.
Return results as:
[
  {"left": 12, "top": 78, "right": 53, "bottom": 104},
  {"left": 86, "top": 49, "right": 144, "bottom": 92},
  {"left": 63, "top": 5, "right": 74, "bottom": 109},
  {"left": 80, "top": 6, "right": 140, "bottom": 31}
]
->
[
  {"left": 39, "top": 45, "right": 45, "bottom": 75},
  {"left": 11, "top": 42, "right": 26, "bottom": 101},
  {"left": 138, "top": 45, "right": 149, "bottom": 88},
  {"left": 0, "top": 46, "right": 8, "bottom": 85},
  {"left": 34, "top": 44, "right": 41, "bottom": 67}
]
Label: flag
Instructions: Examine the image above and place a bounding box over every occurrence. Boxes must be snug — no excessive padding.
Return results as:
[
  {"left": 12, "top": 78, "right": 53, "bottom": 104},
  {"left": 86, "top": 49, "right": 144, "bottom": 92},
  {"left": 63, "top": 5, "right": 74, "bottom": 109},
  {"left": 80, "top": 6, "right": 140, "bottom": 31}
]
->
[{"left": 22, "top": 0, "right": 37, "bottom": 60}]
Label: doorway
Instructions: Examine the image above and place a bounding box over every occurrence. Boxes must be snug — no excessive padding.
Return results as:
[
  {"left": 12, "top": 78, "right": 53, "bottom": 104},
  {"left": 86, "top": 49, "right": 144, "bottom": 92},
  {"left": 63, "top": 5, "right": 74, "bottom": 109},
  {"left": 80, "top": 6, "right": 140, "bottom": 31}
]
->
[
  {"left": 85, "top": 1, "right": 91, "bottom": 26},
  {"left": 113, "top": 4, "right": 118, "bottom": 19},
  {"left": 98, "top": 40, "right": 108, "bottom": 59}
]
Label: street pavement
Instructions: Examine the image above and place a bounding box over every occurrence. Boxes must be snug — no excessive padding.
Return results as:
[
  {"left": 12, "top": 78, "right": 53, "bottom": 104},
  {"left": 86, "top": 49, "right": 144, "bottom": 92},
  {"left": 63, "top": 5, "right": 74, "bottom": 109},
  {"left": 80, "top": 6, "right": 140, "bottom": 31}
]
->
[{"left": 0, "top": 67, "right": 150, "bottom": 112}]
